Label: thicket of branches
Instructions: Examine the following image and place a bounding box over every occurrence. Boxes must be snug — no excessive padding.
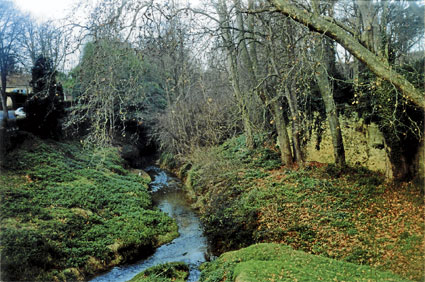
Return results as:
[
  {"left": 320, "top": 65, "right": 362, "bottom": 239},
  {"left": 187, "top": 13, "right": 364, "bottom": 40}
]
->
[{"left": 1, "top": 0, "right": 423, "bottom": 180}]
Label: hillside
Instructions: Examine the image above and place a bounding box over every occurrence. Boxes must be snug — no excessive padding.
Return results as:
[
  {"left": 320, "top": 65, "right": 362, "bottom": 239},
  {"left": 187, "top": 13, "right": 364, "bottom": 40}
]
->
[
  {"left": 0, "top": 134, "right": 178, "bottom": 281},
  {"left": 176, "top": 136, "right": 424, "bottom": 281}
]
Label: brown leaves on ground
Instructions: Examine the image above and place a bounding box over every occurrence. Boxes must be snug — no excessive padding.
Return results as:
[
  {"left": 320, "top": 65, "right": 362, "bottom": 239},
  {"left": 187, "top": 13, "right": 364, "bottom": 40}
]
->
[{"left": 254, "top": 167, "right": 424, "bottom": 281}]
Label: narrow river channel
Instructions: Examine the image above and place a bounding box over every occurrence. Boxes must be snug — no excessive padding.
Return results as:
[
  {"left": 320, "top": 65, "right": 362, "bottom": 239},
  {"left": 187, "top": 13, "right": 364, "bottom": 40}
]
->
[{"left": 90, "top": 166, "right": 209, "bottom": 282}]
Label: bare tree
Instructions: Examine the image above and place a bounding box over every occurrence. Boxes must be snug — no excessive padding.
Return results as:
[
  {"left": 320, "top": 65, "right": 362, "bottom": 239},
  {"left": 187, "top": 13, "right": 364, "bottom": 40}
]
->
[
  {"left": 268, "top": 0, "right": 424, "bottom": 109},
  {"left": 21, "top": 20, "right": 69, "bottom": 69},
  {"left": 0, "top": 0, "right": 23, "bottom": 125},
  {"left": 216, "top": 0, "right": 256, "bottom": 149}
]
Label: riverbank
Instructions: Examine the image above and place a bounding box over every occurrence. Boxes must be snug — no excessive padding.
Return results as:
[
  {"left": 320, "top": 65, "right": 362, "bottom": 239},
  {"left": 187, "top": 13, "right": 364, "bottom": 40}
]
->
[
  {"left": 90, "top": 167, "right": 208, "bottom": 282},
  {"left": 169, "top": 136, "right": 424, "bottom": 281},
  {"left": 1, "top": 133, "right": 423, "bottom": 281},
  {"left": 0, "top": 134, "right": 178, "bottom": 281},
  {"left": 199, "top": 243, "right": 411, "bottom": 281}
]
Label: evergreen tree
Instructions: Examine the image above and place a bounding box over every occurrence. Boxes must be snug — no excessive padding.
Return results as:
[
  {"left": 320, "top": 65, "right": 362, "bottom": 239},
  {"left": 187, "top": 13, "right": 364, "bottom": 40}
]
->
[{"left": 23, "top": 55, "right": 64, "bottom": 139}]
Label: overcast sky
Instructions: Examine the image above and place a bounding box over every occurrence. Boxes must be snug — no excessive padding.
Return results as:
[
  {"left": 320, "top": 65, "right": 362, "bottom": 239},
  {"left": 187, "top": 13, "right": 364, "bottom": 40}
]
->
[
  {"left": 13, "top": 0, "right": 84, "bottom": 21},
  {"left": 13, "top": 0, "right": 203, "bottom": 22}
]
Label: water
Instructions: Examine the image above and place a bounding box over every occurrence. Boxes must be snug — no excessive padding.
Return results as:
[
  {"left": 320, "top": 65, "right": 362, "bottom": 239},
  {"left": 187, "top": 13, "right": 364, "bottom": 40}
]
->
[{"left": 90, "top": 167, "right": 208, "bottom": 282}]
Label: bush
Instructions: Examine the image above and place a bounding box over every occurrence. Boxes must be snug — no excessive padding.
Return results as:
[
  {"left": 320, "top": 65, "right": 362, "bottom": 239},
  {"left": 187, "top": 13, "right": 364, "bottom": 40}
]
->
[{"left": 157, "top": 87, "right": 241, "bottom": 155}]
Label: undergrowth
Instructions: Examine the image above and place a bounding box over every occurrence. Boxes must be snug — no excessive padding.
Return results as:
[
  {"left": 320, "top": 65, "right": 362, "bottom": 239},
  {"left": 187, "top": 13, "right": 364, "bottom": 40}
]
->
[
  {"left": 129, "top": 262, "right": 189, "bottom": 282},
  {"left": 0, "top": 134, "right": 178, "bottom": 281},
  {"left": 181, "top": 135, "right": 424, "bottom": 281}
]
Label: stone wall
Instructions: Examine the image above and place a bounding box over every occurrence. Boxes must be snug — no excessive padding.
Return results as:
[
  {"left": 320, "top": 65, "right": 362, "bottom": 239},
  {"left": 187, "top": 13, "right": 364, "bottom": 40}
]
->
[{"left": 304, "top": 115, "right": 393, "bottom": 178}]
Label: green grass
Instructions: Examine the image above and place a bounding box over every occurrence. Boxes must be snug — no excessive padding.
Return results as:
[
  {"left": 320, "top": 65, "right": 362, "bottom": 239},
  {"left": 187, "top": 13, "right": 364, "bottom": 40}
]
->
[
  {"left": 199, "top": 243, "right": 411, "bottom": 282},
  {"left": 0, "top": 135, "right": 178, "bottom": 281},
  {"left": 129, "top": 262, "right": 189, "bottom": 282}
]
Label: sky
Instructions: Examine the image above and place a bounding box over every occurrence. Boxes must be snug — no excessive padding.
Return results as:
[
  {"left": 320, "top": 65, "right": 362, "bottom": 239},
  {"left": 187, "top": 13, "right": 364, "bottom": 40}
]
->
[
  {"left": 13, "top": 0, "right": 203, "bottom": 22},
  {"left": 13, "top": 0, "right": 83, "bottom": 22},
  {"left": 11, "top": 0, "right": 205, "bottom": 71}
]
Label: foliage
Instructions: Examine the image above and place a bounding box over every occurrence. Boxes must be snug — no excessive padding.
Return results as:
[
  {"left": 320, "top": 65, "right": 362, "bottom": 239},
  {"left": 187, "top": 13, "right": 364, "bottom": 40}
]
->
[
  {"left": 23, "top": 55, "right": 65, "bottom": 139},
  {"left": 129, "top": 262, "right": 189, "bottom": 282},
  {"left": 199, "top": 243, "right": 411, "bottom": 282},
  {"left": 353, "top": 59, "right": 424, "bottom": 180},
  {"left": 0, "top": 135, "right": 178, "bottom": 281},
  {"left": 66, "top": 39, "right": 166, "bottom": 146},
  {"left": 183, "top": 136, "right": 283, "bottom": 252},
  {"left": 183, "top": 136, "right": 424, "bottom": 281}
]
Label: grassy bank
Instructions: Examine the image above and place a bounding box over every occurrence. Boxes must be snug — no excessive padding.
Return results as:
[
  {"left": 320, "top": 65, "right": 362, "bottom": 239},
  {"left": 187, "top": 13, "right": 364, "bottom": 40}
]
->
[
  {"left": 199, "top": 243, "right": 411, "bottom": 282},
  {"left": 0, "top": 134, "right": 178, "bottom": 281},
  {"left": 179, "top": 136, "right": 424, "bottom": 281}
]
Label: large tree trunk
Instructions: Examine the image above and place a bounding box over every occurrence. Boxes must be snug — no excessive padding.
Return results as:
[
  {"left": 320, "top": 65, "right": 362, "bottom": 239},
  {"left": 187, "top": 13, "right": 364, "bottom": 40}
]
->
[
  {"left": 268, "top": 0, "right": 424, "bottom": 109},
  {"left": 310, "top": 0, "right": 346, "bottom": 167},
  {"left": 314, "top": 52, "right": 346, "bottom": 167},
  {"left": 284, "top": 24, "right": 304, "bottom": 165}
]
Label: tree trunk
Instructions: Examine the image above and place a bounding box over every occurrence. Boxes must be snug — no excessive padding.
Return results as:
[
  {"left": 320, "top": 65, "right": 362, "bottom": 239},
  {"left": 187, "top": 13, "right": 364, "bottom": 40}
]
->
[
  {"left": 233, "top": 0, "right": 257, "bottom": 149},
  {"left": 284, "top": 83, "right": 304, "bottom": 164},
  {"left": 271, "top": 99, "right": 293, "bottom": 166},
  {"left": 234, "top": 0, "right": 255, "bottom": 80},
  {"left": 312, "top": 6, "right": 346, "bottom": 169},
  {"left": 315, "top": 59, "right": 346, "bottom": 167},
  {"left": 356, "top": 0, "right": 376, "bottom": 53},
  {"left": 217, "top": 0, "right": 255, "bottom": 149},
  {"left": 266, "top": 22, "right": 304, "bottom": 166},
  {"left": 233, "top": 0, "right": 294, "bottom": 164},
  {"left": 1, "top": 72, "right": 8, "bottom": 126},
  {"left": 247, "top": 0, "right": 259, "bottom": 77},
  {"left": 269, "top": 0, "right": 424, "bottom": 109}
]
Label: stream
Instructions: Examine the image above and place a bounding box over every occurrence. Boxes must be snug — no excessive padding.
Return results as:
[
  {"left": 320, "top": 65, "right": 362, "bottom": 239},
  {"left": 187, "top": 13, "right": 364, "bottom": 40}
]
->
[{"left": 90, "top": 166, "right": 209, "bottom": 282}]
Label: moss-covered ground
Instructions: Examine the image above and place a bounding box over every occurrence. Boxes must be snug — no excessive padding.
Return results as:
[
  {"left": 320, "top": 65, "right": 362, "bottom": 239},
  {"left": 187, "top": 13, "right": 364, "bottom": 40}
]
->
[
  {"left": 0, "top": 134, "right": 178, "bottom": 281},
  {"left": 181, "top": 136, "right": 424, "bottom": 281},
  {"left": 199, "top": 243, "right": 411, "bottom": 282}
]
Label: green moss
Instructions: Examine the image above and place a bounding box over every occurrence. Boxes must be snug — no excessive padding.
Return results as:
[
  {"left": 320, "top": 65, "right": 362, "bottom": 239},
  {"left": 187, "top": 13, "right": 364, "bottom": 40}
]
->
[
  {"left": 200, "top": 243, "right": 411, "bottom": 282},
  {"left": 0, "top": 136, "right": 178, "bottom": 281}
]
